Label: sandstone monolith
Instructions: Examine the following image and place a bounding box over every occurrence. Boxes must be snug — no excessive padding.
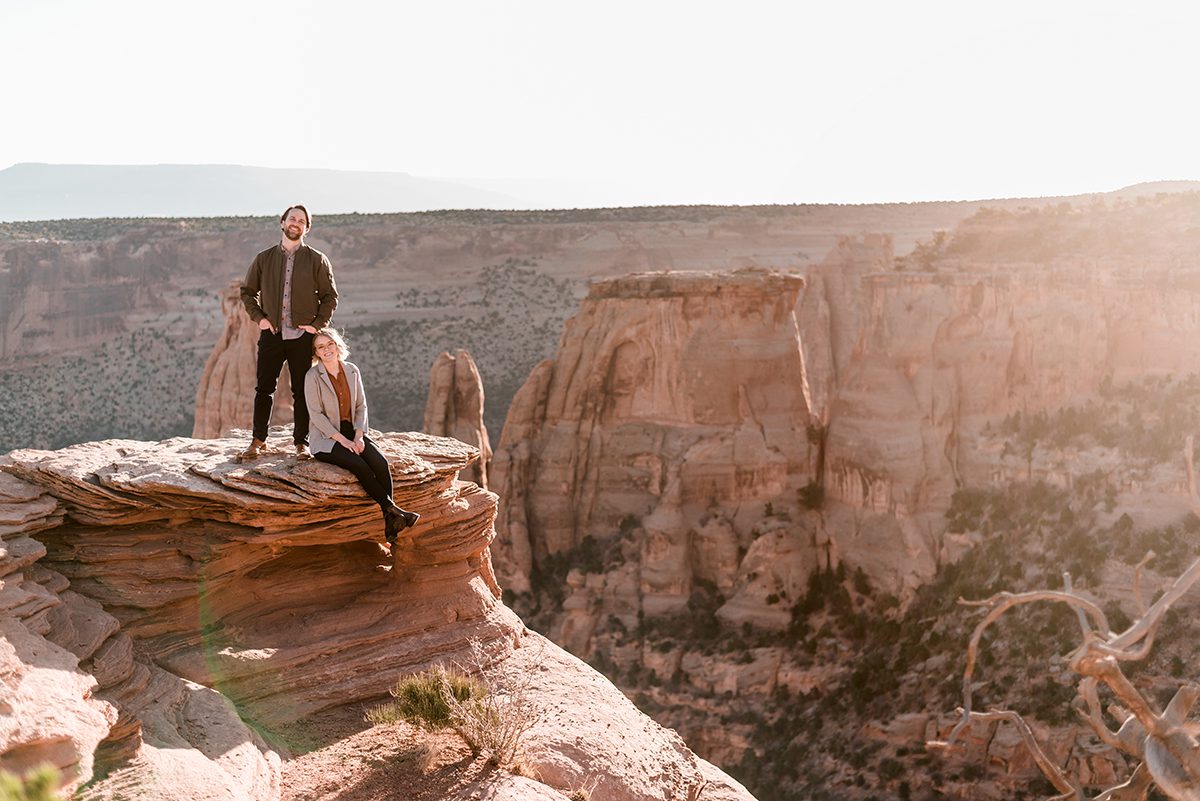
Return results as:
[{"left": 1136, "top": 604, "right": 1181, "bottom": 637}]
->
[{"left": 424, "top": 349, "right": 492, "bottom": 489}]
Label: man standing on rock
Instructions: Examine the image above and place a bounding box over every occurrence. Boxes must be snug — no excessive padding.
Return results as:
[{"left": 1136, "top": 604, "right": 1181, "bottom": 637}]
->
[{"left": 238, "top": 204, "right": 338, "bottom": 460}]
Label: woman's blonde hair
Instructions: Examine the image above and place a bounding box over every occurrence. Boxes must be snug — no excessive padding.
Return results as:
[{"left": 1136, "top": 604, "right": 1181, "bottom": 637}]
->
[{"left": 312, "top": 327, "right": 350, "bottom": 364}]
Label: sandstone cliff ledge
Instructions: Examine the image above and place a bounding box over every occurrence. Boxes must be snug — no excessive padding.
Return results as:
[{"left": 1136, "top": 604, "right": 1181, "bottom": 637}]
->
[{"left": 0, "top": 432, "right": 753, "bottom": 801}]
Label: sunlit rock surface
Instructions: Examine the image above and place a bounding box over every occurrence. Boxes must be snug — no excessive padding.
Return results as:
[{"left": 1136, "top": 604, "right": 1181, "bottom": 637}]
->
[{"left": 0, "top": 432, "right": 754, "bottom": 800}]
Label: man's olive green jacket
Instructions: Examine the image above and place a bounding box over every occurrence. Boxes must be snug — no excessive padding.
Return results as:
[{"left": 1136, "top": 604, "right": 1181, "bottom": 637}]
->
[{"left": 240, "top": 244, "right": 338, "bottom": 331}]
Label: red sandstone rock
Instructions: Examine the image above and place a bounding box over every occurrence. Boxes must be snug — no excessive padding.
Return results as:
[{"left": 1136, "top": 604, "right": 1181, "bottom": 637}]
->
[
  {"left": 492, "top": 268, "right": 818, "bottom": 620},
  {"left": 424, "top": 349, "right": 492, "bottom": 489},
  {"left": 0, "top": 432, "right": 754, "bottom": 800},
  {"left": 795, "top": 234, "right": 894, "bottom": 423}
]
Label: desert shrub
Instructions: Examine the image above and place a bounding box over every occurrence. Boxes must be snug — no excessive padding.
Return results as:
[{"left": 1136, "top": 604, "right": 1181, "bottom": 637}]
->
[
  {"left": 945, "top": 487, "right": 996, "bottom": 533},
  {"left": 998, "top": 373, "right": 1200, "bottom": 463},
  {"left": 0, "top": 766, "right": 62, "bottom": 801},
  {"left": 568, "top": 776, "right": 601, "bottom": 801},
  {"left": 531, "top": 534, "right": 627, "bottom": 612},
  {"left": 367, "top": 639, "right": 544, "bottom": 769},
  {"left": 852, "top": 567, "right": 871, "bottom": 595},
  {"left": 368, "top": 667, "right": 483, "bottom": 728},
  {"left": 1103, "top": 600, "right": 1132, "bottom": 634}
]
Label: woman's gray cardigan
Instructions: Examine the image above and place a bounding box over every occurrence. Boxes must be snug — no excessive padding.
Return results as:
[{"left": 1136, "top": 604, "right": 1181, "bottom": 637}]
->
[{"left": 304, "top": 361, "right": 368, "bottom": 455}]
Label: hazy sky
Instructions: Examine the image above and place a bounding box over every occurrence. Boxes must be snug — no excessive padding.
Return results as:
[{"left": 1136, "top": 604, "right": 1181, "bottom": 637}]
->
[{"left": 3, "top": 0, "right": 1197, "bottom": 207}]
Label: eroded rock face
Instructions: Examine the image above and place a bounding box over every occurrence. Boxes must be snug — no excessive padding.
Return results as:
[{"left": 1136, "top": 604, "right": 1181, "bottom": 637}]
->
[
  {"left": 0, "top": 467, "right": 280, "bottom": 799},
  {"left": 192, "top": 281, "right": 294, "bottom": 439},
  {"left": 5, "top": 433, "right": 509, "bottom": 732},
  {"left": 492, "top": 268, "right": 818, "bottom": 609},
  {"left": 0, "top": 470, "right": 116, "bottom": 787},
  {"left": 0, "top": 433, "right": 755, "bottom": 801},
  {"left": 817, "top": 245, "right": 1200, "bottom": 599},
  {"left": 2, "top": 202, "right": 989, "bottom": 456},
  {"left": 424, "top": 349, "right": 492, "bottom": 489},
  {"left": 795, "top": 234, "right": 894, "bottom": 424}
]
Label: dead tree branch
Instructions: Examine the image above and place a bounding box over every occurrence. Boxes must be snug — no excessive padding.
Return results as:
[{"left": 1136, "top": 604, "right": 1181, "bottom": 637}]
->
[{"left": 928, "top": 439, "right": 1200, "bottom": 800}]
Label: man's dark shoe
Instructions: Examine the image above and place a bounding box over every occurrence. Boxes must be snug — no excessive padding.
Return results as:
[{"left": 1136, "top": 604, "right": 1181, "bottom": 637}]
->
[
  {"left": 237, "top": 438, "right": 266, "bottom": 462},
  {"left": 295, "top": 443, "right": 311, "bottom": 460}
]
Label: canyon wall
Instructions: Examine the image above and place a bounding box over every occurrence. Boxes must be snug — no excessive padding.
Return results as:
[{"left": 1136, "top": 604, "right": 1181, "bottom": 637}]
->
[
  {"left": 504, "top": 210, "right": 1200, "bottom": 617},
  {"left": 0, "top": 197, "right": 1068, "bottom": 455},
  {"left": 820, "top": 202, "right": 1200, "bottom": 596},
  {"left": 489, "top": 194, "right": 1200, "bottom": 799},
  {"left": 10, "top": 192, "right": 1200, "bottom": 800},
  {"left": 491, "top": 269, "right": 817, "bottom": 615}
]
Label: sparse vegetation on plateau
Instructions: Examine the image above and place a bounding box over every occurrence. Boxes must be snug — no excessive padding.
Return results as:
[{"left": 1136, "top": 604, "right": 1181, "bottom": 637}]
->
[
  {"left": 997, "top": 373, "right": 1200, "bottom": 465},
  {"left": 927, "top": 192, "right": 1200, "bottom": 265},
  {"left": 0, "top": 256, "right": 578, "bottom": 452},
  {"left": 0, "top": 321, "right": 207, "bottom": 452},
  {"left": 0, "top": 204, "right": 866, "bottom": 244}
]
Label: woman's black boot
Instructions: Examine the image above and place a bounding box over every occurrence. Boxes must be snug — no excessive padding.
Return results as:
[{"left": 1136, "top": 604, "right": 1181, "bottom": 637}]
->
[
  {"left": 383, "top": 508, "right": 399, "bottom": 546},
  {"left": 387, "top": 505, "right": 420, "bottom": 533}
]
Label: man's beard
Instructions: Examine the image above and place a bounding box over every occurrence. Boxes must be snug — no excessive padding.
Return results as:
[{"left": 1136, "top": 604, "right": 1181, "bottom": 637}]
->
[{"left": 283, "top": 226, "right": 302, "bottom": 241}]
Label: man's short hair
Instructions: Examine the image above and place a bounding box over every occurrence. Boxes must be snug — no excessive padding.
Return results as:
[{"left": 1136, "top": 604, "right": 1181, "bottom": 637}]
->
[{"left": 281, "top": 204, "right": 312, "bottom": 229}]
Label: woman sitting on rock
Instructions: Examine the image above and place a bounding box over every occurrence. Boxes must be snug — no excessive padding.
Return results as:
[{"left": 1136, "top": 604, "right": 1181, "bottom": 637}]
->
[{"left": 305, "top": 327, "right": 419, "bottom": 545}]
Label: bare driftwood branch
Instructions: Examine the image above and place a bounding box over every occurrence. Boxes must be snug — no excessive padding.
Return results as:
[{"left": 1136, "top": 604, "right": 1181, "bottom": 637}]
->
[
  {"left": 928, "top": 439, "right": 1200, "bottom": 800},
  {"left": 1104, "top": 558, "right": 1200, "bottom": 656},
  {"left": 955, "top": 709, "right": 1078, "bottom": 796},
  {"left": 1076, "top": 677, "right": 1131, "bottom": 753},
  {"left": 1066, "top": 572, "right": 1093, "bottom": 638},
  {"left": 949, "top": 589, "right": 1108, "bottom": 726},
  {"left": 1131, "top": 552, "right": 1156, "bottom": 618}
]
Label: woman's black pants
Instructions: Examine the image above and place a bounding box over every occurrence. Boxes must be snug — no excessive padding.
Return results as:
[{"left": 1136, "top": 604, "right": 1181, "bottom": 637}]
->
[{"left": 314, "top": 421, "right": 393, "bottom": 509}]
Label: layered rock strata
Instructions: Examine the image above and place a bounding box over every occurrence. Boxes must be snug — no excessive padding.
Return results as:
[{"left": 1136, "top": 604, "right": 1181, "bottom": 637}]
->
[
  {"left": 499, "top": 233, "right": 1200, "bottom": 641},
  {"left": 1, "top": 431, "right": 509, "bottom": 760},
  {"left": 424, "top": 349, "right": 492, "bottom": 489},
  {"left": 0, "top": 471, "right": 113, "bottom": 783},
  {"left": 0, "top": 465, "right": 281, "bottom": 799},
  {"left": 0, "top": 432, "right": 754, "bottom": 800},
  {"left": 486, "top": 204, "right": 1200, "bottom": 796}
]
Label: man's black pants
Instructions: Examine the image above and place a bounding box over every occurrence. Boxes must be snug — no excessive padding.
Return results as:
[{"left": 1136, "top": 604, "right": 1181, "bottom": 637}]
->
[
  {"left": 314, "top": 421, "right": 393, "bottom": 508},
  {"left": 253, "top": 329, "right": 314, "bottom": 445}
]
